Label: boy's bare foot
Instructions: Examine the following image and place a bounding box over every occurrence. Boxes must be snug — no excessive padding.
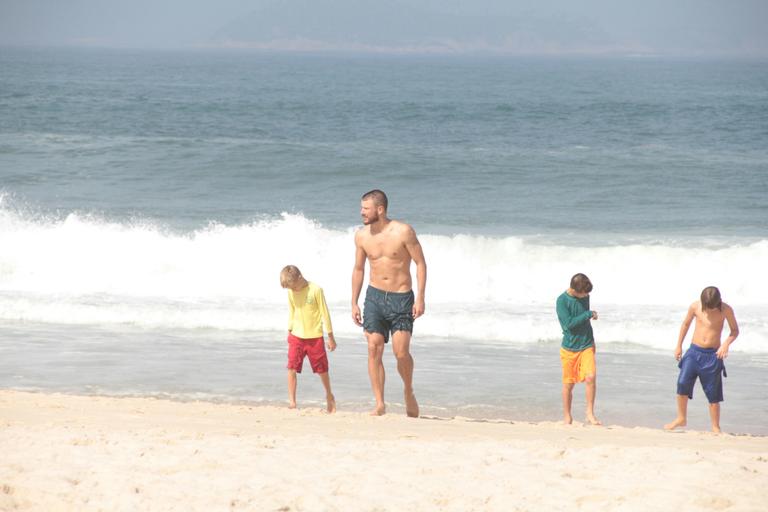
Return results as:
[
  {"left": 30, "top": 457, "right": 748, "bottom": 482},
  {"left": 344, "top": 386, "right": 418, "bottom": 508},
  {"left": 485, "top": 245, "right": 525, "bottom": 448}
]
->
[
  {"left": 288, "top": 402, "right": 297, "bottom": 409},
  {"left": 563, "top": 414, "right": 573, "bottom": 425},
  {"left": 712, "top": 426, "right": 722, "bottom": 434},
  {"left": 326, "top": 394, "right": 336, "bottom": 414},
  {"left": 370, "top": 404, "right": 386, "bottom": 416},
  {"left": 664, "top": 417, "right": 686, "bottom": 430},
  {"left": 586, "top": 414, "right": 602, "bottom": 426},
  {"left": 405, "top": 390, "right": 419, "bottom": 418}
]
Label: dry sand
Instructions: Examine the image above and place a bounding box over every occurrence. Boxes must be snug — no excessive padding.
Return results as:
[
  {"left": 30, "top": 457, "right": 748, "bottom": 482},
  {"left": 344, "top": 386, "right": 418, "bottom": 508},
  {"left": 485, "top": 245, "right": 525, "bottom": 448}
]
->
[{"left": 1, "top": 390, "right": 766, "bottom": 511}]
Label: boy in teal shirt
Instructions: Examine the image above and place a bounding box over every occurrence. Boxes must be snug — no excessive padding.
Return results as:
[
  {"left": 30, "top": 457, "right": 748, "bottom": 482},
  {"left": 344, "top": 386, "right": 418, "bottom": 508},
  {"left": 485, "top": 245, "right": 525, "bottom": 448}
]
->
[{"left": 556, "top": 273, "right": 600, "bottom": 425}]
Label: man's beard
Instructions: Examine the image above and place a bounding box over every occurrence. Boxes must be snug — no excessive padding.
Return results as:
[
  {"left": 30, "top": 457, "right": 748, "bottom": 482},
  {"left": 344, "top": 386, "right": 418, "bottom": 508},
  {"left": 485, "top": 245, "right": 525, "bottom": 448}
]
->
[{"left": 363, "top": 213, "right": 379, "bottom": 225}]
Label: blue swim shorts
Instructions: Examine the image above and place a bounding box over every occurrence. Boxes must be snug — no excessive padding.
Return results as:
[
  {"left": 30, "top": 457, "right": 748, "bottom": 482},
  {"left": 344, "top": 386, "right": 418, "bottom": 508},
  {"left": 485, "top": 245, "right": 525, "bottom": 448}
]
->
[
  {"left": 362, "top": 285, "right": 414, "bottom": 343},
  {"left": 676, "top": 344, "right": 727, "bottom": 403}
]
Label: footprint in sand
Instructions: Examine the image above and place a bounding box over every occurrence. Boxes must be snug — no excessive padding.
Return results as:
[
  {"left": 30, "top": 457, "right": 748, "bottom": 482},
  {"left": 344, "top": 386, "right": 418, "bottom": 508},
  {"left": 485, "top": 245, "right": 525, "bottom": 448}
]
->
[
  {"left": 693, "top": 496, "right": 733, "bottom": 510},
  {"left": 575, "top": 494, "right": 610, "bottom": 506}
]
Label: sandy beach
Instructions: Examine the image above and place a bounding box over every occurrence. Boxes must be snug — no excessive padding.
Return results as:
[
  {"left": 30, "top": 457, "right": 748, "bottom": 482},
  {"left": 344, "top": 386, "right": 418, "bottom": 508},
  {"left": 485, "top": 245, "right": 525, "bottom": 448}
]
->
[{"left": 1, "top": 391, "right": 766, "bottom": 511}]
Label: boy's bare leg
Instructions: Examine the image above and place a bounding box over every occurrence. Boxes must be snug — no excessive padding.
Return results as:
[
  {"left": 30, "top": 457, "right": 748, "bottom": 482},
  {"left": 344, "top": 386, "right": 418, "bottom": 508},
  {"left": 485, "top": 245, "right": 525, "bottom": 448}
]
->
[
  {"left": 366, "top": 332, "right": 386, "bottom": 415},
  {"left": 709, "top": 402, "right": 721, "bottom": 434},
  {"left": 585, "top": 375, "right": 601, "bottom": 425},
  {"left": 562, "top": 383, "right": 574, "bottom": 424},
  {"left": 287, "top": 370, "right": 298, "bottom": 409},
  {"left": 318, "top": 372, "right": 336, "bottom": 413},
  {"left": 392, "top": 330, "right": 418, "bottom": 418},
  {"left": 664, "top": 394, "right": 689, "bottom": 430}
]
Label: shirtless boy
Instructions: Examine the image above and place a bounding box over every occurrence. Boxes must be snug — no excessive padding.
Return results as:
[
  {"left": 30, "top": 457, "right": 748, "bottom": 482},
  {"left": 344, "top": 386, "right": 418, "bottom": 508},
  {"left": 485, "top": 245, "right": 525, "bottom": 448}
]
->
[
  {"left": 351, "top": 189, "right": 427, "bottom": 417},
  {"left": 665, "top": 286, "right": 739, "bottom": 433}
]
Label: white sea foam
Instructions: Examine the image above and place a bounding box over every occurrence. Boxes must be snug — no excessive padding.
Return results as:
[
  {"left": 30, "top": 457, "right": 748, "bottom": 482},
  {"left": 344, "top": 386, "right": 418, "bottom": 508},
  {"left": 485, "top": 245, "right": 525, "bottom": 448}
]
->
[{"left": 1, "top": 206, "right": 766, "bottom": 352}]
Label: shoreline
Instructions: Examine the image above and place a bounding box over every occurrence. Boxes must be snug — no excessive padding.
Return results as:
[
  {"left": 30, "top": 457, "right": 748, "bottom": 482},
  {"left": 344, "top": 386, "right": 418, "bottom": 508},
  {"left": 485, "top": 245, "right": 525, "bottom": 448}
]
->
[
  {"left": 2, "top": 390, "right": 767, "bottom": 511},
  {"left": 4, "top": 329, "right": 766, "bottom": 436}
]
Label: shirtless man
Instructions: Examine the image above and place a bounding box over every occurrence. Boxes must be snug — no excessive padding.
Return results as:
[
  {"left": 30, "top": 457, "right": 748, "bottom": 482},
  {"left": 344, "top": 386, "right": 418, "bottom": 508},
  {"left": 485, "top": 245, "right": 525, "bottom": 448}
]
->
[
  {"left": 351, "top": 189, "right": 426, "bottom": 417},
  {"left": 664, "top": 286, "right": 739, "bottom": 433}
]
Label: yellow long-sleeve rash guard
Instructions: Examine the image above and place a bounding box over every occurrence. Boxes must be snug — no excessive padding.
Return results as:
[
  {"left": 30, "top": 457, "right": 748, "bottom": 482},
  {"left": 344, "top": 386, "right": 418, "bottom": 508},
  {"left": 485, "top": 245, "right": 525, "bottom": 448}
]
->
[{"left": 287, "top": 282, "right": 333, "bottom": 339}]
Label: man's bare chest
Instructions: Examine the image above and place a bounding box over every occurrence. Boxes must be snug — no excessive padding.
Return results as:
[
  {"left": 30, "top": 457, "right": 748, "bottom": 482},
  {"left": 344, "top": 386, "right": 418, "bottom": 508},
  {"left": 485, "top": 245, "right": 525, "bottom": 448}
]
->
[{"left": 363, "top": 236, "right": 406, "bottom": 261}]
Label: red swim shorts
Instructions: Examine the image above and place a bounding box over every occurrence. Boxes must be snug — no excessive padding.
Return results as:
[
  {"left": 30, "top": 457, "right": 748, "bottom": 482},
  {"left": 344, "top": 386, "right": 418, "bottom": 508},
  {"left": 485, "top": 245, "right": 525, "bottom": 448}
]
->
[{"left": 286, "top": 333, "right": 328, "bottom": 374}]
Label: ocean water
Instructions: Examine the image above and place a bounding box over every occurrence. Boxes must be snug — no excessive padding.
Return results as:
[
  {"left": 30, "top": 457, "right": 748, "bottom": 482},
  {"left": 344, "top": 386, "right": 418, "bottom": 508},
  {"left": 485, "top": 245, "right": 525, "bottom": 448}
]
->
[{"left": 1, "top": 47, "right": 767, "bottom": 433}]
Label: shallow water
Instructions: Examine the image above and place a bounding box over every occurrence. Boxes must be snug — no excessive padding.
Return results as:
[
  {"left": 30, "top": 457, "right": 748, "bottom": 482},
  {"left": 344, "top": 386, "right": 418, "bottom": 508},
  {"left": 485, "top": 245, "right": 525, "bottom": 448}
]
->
[{"left": 2, "top": 322, "right": 765, "bottom": 435}]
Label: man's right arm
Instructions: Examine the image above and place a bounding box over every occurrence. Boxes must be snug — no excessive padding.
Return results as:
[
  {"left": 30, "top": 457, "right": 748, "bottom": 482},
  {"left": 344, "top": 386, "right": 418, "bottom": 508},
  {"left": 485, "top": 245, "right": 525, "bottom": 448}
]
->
[{"left": 351, "top": 231, "right": 366, "bottom": 327}]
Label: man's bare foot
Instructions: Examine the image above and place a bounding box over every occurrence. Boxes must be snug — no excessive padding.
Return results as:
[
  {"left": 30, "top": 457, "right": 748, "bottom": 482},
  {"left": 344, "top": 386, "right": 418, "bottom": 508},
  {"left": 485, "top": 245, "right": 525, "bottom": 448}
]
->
[
  {"left": 664, "top": 417, "right": 686, "bottom": 430},
  {"left": 288, "top": 402, "right": 297, "bottom": 410},
  {"left": 563, "top": 414, "right": 573, "bottom": 425},
  {"left": 326, "top": 394, "right": 336, "bottom": 414},
  {"left": 712, "top": 426, "right": 722, "bottom": 434},
  {"left": 370, "top": 404, "right": 386, "bottom": 416},
  {"left": 405, "top": 390, "right": 419, "bottom": 418},
  {"left": 586, "top": 414, "right": 602, "bottom": 426}
]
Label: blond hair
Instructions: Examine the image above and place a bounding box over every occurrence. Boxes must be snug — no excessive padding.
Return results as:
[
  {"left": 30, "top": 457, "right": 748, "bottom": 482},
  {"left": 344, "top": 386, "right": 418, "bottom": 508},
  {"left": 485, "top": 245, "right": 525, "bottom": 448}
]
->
[{"left": 280, "top": 265, "right": 303, "bottom": 288}]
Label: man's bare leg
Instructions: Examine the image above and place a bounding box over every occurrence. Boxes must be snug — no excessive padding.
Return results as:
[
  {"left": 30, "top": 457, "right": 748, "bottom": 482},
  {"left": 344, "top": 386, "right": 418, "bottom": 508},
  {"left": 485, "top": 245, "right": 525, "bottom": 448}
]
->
[
  {"left": 562, "top": 383, "right": 574, "bottom": 424},
  {"left": 709, "top": 402, "right": 721, "bottom": 434},
  {"left": 392, "top": 330, "right": 418, "bottom": 418},
  {"left": 585, "top": 375, "right": 601, "bottom": 425},
  {"left": 287, "top": 369, "right": 298, "bottom": 409},
  {"left": 664, "top": 394, "right": 689, "bottom": 430},
  {"left": 366, "top": 332, "right": 386, "bottom": 415},
  {"left": 318, "top": 372, "right": 336, "bottom": 413}
]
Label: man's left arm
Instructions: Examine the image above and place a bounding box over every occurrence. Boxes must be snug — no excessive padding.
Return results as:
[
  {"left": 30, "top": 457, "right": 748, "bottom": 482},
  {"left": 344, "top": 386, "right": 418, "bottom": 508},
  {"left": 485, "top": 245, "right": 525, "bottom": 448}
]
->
[{"left": 404, "top": 226, "right": 427, "bottom": 319}]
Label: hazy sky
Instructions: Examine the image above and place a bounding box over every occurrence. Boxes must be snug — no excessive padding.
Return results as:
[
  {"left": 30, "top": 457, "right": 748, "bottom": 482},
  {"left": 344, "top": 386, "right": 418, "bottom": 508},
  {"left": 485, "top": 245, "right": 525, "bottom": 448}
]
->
[{"left": 1, "top": 0, "right": 767, "bottom": 56}]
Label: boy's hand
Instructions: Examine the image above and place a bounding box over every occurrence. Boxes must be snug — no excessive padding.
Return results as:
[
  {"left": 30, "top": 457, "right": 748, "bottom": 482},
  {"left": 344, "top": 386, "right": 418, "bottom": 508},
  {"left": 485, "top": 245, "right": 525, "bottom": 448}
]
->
[
  {"left": 716, "top": 344, "right": 729, "bottom": 360},
  {"left": 674, "top": 347, "right": 682, "bottom": 361},
  {"left": 591, "top": 311, "right": 598, "bottom": 320},
  {"left": 327, "top": 334, "right": 337, "bottom": 352},
  {"left": 351, "top": 304, "right": 363, "bottom": 327}
]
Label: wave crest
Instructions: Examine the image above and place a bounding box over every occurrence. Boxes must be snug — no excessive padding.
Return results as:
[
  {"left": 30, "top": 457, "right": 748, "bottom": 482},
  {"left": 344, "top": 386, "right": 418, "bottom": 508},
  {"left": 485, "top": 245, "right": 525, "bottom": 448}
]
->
[{"left": 1, "top": 206, "right": 765, "bottom": 351}]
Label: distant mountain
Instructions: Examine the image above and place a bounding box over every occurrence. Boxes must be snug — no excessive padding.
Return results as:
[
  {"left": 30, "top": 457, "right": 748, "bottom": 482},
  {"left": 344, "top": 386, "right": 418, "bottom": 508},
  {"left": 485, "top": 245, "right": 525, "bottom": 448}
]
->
[{"left": 209, "top": 0, "right": 625, "bottom": 54}]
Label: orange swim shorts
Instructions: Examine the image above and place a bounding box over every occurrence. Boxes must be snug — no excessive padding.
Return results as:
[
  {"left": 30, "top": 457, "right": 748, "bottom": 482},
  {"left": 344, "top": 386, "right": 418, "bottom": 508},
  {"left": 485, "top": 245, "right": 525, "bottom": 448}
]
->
[{"left": 560, "top": 346, "right": 596, "bottom": 384}]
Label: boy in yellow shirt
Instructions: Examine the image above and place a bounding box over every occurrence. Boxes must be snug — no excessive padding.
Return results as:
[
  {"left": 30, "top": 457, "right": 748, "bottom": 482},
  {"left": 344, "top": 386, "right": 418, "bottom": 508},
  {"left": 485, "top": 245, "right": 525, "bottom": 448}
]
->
[{"left": 280, "top": 265, "right": 337, "bottom": 412}]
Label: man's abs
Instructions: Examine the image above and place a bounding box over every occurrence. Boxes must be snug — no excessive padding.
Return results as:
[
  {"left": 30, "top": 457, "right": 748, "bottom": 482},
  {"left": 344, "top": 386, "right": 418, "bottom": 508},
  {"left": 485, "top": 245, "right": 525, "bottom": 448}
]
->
[{"left": 368, "top": 259, "right": 412, "bottom": 293}]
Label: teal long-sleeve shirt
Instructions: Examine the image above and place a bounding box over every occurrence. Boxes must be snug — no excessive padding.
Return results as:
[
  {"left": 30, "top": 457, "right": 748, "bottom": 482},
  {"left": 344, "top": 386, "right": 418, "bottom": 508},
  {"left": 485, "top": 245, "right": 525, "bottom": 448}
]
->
[{"left": 556, "top": 291, "right": 594, "bottom": 352}]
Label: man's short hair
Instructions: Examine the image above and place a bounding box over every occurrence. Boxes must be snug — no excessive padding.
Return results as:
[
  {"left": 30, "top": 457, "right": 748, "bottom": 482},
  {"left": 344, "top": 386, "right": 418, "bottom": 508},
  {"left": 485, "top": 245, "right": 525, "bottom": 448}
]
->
[
  {"left": 280, "top": 265, "right": 302, "bottom": 288},
  {"left": 701, "top": 286, "right": 722, "bottom": 311},
  {"left": 570, "top": 273, "right": 593, "bottom": 294},
  {"left": 361, "top": 189, "right": 388, "bottom": 211}
]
